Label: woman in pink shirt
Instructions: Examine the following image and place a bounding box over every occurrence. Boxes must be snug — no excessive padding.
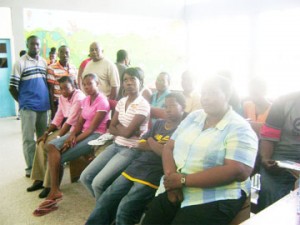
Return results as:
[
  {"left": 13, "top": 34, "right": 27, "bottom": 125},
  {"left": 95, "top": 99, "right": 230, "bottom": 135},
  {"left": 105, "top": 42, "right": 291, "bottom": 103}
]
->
[
  {"left": 34, "top": 73, "right": 110, "bottom": 216},
  {"left": 27, "top": 76, "right": 85, "bottom": 198}
]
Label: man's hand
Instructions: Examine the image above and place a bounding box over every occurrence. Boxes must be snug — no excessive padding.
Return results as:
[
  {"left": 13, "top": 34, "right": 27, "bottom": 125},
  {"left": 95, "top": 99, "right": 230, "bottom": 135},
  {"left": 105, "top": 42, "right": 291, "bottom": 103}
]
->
[{"left": 261, "top": 159, "right": 282, "bottom": 174}]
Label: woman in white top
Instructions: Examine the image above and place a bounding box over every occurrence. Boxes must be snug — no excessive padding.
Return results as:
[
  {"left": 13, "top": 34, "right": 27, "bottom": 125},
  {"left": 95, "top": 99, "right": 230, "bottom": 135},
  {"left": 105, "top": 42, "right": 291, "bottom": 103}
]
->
[{"left": 80, "top": 67, "right": 151, "bottom": 200}]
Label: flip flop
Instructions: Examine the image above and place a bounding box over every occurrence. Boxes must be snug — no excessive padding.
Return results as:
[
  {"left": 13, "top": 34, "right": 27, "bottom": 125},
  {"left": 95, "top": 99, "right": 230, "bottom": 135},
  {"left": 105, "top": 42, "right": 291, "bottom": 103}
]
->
[
  {"left": 33, "top": 205, "right": 58, "bottom": 217},
  {"left": 38, "top": 195, "right": 62, "bottom": 209}
]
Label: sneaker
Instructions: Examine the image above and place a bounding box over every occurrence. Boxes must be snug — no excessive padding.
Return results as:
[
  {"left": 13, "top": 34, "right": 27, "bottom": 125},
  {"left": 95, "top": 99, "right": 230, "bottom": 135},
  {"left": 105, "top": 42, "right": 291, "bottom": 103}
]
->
[
  {"left": 100, "top": 133, "right": 114, "bottom": 141},
  {"left": 88, "top": 133, "right": 114, "bottom": 146}
]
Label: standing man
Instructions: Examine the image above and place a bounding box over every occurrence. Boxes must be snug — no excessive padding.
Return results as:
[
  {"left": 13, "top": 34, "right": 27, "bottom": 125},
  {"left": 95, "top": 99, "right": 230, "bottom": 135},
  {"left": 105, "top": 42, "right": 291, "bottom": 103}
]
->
[
  {"left": 115, "top": 49, "right": 129, "bottom": 79},
  {"left": 83, "top": 42, "right": 120, "bottom": 100},
  {"left": 9, "top": 35, "right": 50, "bottom": 178},
  {"left": 47, "top": 45, "right": 78, "bottom": 119},
  {"left": 116, "top": 49, "right": 129, "bottom": 100}
]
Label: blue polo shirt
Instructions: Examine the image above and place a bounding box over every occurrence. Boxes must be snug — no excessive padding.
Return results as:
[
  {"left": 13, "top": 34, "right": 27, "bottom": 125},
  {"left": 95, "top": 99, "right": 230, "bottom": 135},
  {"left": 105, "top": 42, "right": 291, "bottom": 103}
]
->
[{"left": 10, "top": 54, "right": 50, "bottom": 111}]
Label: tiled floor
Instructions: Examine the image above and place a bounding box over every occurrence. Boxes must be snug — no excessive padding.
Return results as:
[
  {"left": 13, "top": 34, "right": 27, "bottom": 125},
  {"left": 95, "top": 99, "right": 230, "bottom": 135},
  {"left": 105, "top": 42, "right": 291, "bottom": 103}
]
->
[{"left": 0, "top": 117, "right": 95, "bottom": 225}]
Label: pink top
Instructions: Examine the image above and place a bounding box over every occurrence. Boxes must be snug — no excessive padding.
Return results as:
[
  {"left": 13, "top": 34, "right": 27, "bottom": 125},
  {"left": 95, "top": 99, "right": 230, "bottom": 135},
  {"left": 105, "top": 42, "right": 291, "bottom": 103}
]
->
[
  {"left": 79, "top": 58, "right": 92, "bottom": 70},
  {"left": 115, "top": 95, "right": 150, "bottom": 147},
  {"left": 81, "top": 93, "right": 110, "bottom": 134},
  {"left": 52, "top": 89, "right": 86, "bottom": 131}
]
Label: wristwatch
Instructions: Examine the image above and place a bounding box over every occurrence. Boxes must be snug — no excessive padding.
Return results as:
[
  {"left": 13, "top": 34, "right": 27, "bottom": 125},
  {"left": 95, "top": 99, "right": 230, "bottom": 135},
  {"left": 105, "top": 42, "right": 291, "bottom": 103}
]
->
[{"left": 180, "top": 174, "right": 186, "bottom": 186}]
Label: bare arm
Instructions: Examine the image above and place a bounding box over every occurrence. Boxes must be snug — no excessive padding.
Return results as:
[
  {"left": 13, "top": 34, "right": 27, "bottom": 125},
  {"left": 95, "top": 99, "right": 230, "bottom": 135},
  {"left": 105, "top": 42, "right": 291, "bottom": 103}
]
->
[
  {"left": 162, "top": 139, "right": 177, "bottom": 176},
  {"left": 109, "top": 112, "right": 146, "bottom": 138},
  {"left": 75, "top": 110, "right": 107, "bottom": 143},
  {"left": 77, "top": 66, "right": 84, "bottom": 90},
  {"left": 9, "top": 86, "right": 18, "bottom": 102},
  {"left": 137, "top": 137, "right": 164, "bottom": 156},
  {"left": 164, "top": 159, "right": 253, "bottom": 190},
  {"left": 259, "top": 139, "right": 282, "bottom": 173},
  {"left": 108, "top": 86, "right": 118, "bottom": 100}
]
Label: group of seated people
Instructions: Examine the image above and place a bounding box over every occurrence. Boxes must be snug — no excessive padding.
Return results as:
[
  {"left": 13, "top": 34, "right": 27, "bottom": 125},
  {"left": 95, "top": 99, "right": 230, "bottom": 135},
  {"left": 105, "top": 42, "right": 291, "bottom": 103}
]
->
[{"left": 25, "top": 42, "right": 299, "bottom": 224}]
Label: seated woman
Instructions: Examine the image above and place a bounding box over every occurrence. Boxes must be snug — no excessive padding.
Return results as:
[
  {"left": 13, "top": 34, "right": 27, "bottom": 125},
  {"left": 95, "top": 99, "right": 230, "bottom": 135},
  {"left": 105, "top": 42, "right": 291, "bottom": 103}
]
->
[
  {"left": 85, "top": 93, "right": 186, "bottom": 225},
  {"left": 243, "top": 77, "right": 271, "bottom": 135},
  {"left": 33, "top": 73, "right": 110, "bottom": 216},
  {"left": 142, "top": 76, "right": 258, "bottom": 225},
  {"left": 150, "top": 72, "right": 171, "bottom": 123},
  {"left": 80, "top": 67, "right": 150, "bottom": 200},
  {"left": 27, "top": 76, "right": 85, "bottom": 198},
  {"left": 116, "top": 66, "right": 152, "bottom": 102}
]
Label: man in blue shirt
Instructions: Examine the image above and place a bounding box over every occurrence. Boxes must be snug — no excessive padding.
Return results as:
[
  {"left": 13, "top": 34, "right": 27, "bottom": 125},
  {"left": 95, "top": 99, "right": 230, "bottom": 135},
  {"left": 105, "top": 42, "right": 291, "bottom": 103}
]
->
[{"left": 9, "top": 35, "right": 50, "bottom": 177}]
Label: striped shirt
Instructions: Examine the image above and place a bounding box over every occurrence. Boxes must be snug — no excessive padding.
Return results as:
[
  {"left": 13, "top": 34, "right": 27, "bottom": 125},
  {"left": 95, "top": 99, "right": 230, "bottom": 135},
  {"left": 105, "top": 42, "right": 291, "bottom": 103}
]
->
[
  {"left": 47, "top": 61, "right": 78, "bottom": 99},
  {"left": 115, "top": 95, "right": 150, "bottom": 147},
  {"left": 171, "top": 109, "right": 258, "bottom": 208},
  {"left": 10, "top": 54, "right": 50, "bottom": 111}
]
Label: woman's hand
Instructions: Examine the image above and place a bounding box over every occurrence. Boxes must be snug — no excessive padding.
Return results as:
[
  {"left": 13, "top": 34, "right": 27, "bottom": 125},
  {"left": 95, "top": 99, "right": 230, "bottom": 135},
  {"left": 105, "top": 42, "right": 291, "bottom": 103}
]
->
[
  {"left": 164, "top": 173, "right": 182, "bottom": 190},
  {"left": 61, "top": 134, "right": 76, "bottom": 153},
  {"left": 167, "top": 189, "right": 183, "bottom": 205}
]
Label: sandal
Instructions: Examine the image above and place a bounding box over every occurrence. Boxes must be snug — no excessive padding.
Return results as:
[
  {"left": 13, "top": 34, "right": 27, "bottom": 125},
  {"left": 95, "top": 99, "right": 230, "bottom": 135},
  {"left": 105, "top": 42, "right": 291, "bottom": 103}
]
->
[
  {"left": 33, "top": 205, "right": 58, "bottom": 217},
  {"left": 38, "top": 195, "right": 63, "bottom": 208}
]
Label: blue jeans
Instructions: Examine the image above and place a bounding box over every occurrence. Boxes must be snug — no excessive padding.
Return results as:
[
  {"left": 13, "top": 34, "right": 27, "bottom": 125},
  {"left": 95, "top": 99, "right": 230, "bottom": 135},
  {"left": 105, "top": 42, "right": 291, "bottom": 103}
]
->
[
  {"left": 80, "top": 142, "right": 141, "bottom": 200},
  {"left": 20, "top": 109, "right": 48, "bottom": 175},
  {"left": 48, "top": 132, "right": 101, "bottom": 164},
  {"left": 86, "top": 175, "right": 156, "bottom": 225},
  {"left": 257, "top": 166, "right": 296, "bottom": 211}
]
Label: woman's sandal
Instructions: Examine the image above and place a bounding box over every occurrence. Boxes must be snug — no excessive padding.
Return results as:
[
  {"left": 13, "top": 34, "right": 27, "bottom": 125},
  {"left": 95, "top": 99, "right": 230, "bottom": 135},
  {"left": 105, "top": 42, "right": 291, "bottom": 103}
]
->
[
  {"left": 38, "top": 194, "right": 63, "bottom": 208},
  {"left": 33, "top": 205, "right": 58, "bottom": 217}
]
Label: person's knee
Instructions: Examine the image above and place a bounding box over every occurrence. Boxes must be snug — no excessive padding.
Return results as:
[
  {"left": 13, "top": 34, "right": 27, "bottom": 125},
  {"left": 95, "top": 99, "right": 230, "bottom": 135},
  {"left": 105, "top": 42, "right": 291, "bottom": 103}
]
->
[
  {"left": 79, "top": 170, "right": 90, "bottom": 186},
  {"left": 91, "top": 179, "right": 102, "bottom": 193}
]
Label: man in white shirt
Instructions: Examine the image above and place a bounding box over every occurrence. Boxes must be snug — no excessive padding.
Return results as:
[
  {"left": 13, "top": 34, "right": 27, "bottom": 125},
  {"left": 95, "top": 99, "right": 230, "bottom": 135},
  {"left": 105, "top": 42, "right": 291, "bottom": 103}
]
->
[{"left": 83, "top": 42, "right": 120, "bottom": 100}]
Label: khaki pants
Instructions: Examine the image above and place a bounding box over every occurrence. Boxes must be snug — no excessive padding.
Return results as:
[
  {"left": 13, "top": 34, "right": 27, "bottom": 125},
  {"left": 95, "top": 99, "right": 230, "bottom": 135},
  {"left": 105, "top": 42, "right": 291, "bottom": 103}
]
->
[{"left": 30, "top": 130, "right": 60, "bottom": 188}]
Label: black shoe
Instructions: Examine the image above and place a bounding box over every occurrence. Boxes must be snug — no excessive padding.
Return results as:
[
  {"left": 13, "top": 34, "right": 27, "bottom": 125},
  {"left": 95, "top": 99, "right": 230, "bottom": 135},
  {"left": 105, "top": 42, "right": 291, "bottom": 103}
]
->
[
  {"left": 39, "top": 188, "right": 51, "bottom": 198},
  {"left": 27, "top": 181, "right": 43, "bottom": 192}
]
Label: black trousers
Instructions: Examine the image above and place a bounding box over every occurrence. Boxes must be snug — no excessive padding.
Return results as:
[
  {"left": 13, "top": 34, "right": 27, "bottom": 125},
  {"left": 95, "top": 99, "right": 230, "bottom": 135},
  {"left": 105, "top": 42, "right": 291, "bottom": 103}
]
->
[{"left": 142, "top": 191, "right": 246, "bottom": 225}]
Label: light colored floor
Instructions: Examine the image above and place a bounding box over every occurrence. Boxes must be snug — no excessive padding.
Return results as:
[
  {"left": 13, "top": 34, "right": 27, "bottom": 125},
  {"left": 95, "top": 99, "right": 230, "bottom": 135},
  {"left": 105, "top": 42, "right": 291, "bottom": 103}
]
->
[{"left": 0, "top": 117, "right": 95, "bottom": 225}]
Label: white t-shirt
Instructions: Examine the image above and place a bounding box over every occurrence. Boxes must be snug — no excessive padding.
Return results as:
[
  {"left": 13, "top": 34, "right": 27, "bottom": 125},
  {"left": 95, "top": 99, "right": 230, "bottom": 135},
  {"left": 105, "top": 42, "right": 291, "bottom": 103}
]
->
[
  {"left": 115, "top": 95, "right": 150, "bottom": 147},
  {"left": 83, "top": 58, "right": 120, "bottom": 96}
]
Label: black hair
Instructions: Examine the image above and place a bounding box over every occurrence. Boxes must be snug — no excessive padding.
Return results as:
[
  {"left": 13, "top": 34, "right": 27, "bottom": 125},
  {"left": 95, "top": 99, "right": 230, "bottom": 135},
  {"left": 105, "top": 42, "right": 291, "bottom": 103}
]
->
[
  {"left": 121, "top": 67, "right": 144, "bottom": 90},
  {"left": 165, "top": 92, "right": 186, "bottom": 110},
  {"left": 83, "top": 73, "right": 98, "bottom": 82},
  {"left": 116, "top": 49, "right": 128, "bottom": 63},
  {"left": 57, "top": 76, "right": 75, "bottom": 87},
  {"left": 26, "top": 35, "right": 39, "bottom": 44},
  {"left": 50, "top": 47, "right": 56, "bottom": 54},
  {"left": 158, "top": 72, "right": 171, "bottom": 84},
  {"left": 58, "top": 45, "right": 68, "bottom": 52},
  {"left": 19, "top": 50, "right": 26, "bottom": 57}
]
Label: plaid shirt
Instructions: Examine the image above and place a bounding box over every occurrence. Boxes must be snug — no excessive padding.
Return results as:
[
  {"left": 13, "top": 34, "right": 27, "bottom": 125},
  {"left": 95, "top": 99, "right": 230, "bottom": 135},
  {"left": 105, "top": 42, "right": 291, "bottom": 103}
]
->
[{"left": 171, "top": 109, "right": 258, "bottom": 208}]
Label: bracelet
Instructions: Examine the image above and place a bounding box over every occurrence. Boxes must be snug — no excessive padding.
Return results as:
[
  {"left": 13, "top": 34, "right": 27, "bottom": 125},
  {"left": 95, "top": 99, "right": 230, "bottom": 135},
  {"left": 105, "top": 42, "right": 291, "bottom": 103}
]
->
[{"left": 56, "top": 135, "right": 61, "bottom": 139}]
